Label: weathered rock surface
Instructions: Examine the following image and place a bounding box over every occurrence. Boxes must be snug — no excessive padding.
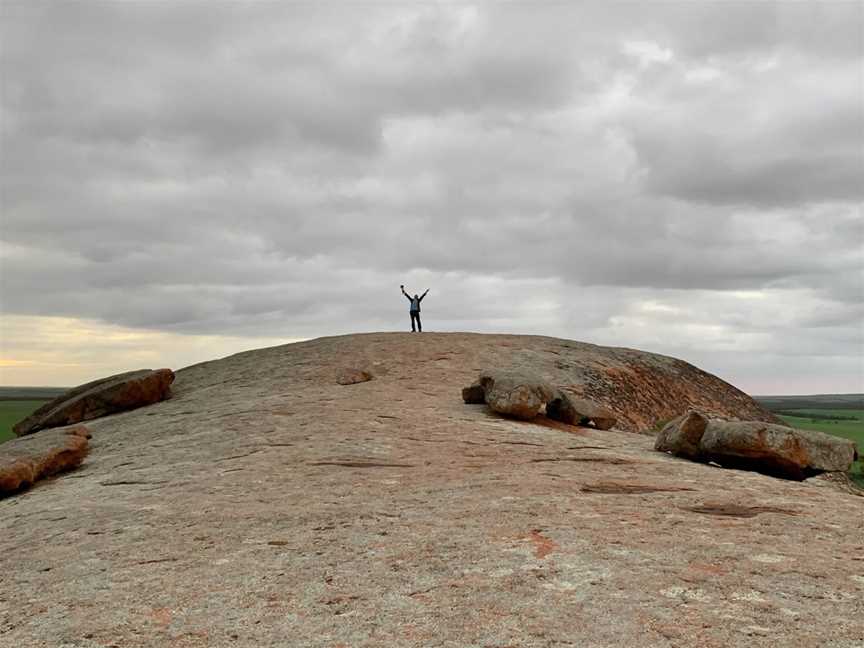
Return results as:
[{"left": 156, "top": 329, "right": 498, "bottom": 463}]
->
[
  {"left": 13, "top": 368, "right": 174, "bottom": 436},
  {"left": 547, "top": 391, "right": 617, "bottom": 430},
  {"left": 478, "top": 369, "right": 555, "bottom": 419},
  {"left": 700, "top": 419, "right": 858, "bottom": 479},
  {"left": 1, "top": 333, "right": 860, "bottom": 648},
  {"left": 806, "top": 471, "right": 864, "bottom": 497},
  {"left": 656, "top": 411, "right": 858, "bottom": 480},
  {"left": 335, "top": 367, "right": 373, "bottom": 385},
  {"left": 0, "top": 425, "right": 91, "bottom": 496},
  {"left": 654, "top": 409, "right": 710, "bottom": 458}
]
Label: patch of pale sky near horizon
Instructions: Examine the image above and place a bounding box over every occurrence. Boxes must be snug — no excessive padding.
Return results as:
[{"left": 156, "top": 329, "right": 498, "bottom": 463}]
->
[{"left": 0, "top": 315, "right": 299, "bottom": 387}]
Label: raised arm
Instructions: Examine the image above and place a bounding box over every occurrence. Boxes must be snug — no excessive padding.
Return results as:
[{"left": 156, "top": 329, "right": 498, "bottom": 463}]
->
[
  {"left": 419, "top": 289, "right": 429, "bottom": 301},
  {"left": 401, "top": 285, "right": 411, "bottom": 301}
]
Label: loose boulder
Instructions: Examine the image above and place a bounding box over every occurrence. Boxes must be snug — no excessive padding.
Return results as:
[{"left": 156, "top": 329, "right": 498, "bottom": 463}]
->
[
  {"left": 478, "top": 370, "right": 554, "bottom": 420},
  {"left": 654, "top": 410, "right": 709, "bottom": 458},
  {"left": 699, "top": 420, "right": 857, "bottom": 480},
  {"left": 14, "top": 369, "right": 175, "bottom": 437},
  {"left": 336, "top": 368, "right": 373, "bottom": 385},
  {"left": 655, "top": 410, "right": 858, "bottom": 480},
  {"left": 461, "top": 382, "right": 485, "bottom": 404},
  {"left": 547, "top": 391, "right": 618, "bottom": 430},
  {"left": 0, "top": 425, "right": 91, "bottom": 496}
]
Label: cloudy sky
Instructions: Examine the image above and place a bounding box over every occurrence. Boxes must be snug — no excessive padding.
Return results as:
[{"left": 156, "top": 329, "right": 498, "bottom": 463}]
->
[{"left": 1, "top": 1, "right": 862, "bottom": 394}]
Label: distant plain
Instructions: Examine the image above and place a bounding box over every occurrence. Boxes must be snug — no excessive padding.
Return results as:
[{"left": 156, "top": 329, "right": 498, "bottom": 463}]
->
[
  {"left": 774, "top": 409, "right": 863, "bottom": 482},
  {"left": 0, "top": 387, "right": 66, "bottom": 443}
]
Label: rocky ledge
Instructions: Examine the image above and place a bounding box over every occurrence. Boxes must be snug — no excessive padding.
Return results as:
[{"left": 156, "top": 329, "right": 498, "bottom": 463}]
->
[{"left": 13, "top": 368, "right": 174, "bottom": 437}]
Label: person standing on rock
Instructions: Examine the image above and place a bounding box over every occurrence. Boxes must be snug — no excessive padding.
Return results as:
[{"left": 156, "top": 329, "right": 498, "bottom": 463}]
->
[{"left": 401, "top": 285, "right": 429, "bottom": 332}]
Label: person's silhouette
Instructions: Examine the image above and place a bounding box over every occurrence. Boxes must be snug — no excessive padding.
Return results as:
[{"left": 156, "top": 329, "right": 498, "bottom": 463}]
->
[{"left": 401, "top": 285, "right": 429, "bottom": 332}]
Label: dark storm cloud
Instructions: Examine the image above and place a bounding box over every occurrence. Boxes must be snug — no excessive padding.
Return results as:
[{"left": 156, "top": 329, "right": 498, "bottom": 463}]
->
[{"left": 1, "top": 1, "right": 862, "bottom": 391}]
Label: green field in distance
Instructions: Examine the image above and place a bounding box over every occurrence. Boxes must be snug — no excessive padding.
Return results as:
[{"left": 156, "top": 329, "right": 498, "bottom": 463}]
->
[
  {"left": 776, "top": 408, "right": 863, "bottom": 481},
  {"left": 0, "top": 400, "right": 47, "bottom": 443}
]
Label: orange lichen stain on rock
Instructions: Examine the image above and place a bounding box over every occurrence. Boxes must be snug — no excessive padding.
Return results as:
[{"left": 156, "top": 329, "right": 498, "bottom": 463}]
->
[
  {"left": 527, "top": 529, "right": 558, "bottom": 559},
  {"left": 589, "top": 361, "right": 778, "bottom": 432},
  {"left": 781, "top": 434, "right": 811, "bottom": 466},
  {"left": 687, "top": 561, "right": 728, "bottom": 577},
  {"left": 681, "top": 561, "right": 729, "bottom": 584},
  {"left": 148, "top": 606, "right": 172, "bottom": 628}
]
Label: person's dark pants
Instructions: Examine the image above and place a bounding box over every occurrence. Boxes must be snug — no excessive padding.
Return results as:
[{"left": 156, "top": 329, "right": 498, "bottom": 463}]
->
[{"left": 410, "top": 311, "right": 422, "bottom": 332}]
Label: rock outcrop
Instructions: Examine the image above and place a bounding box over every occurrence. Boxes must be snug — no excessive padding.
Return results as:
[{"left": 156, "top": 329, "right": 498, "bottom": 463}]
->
[
  {"left": 464, "top": 376, "right": 618, "bottom": 430},
  {"left": 477, "top": 369, "right": 554, "bottom": 420},
  {"left": 656, "top": 410, "right": 858, "bottom": 479},
  {"left": 654, "top": 410, "right": 709, "bottom": 458},
  {"left": 0, "top": 425, "right": 91, "bottom": 496},
  {"left": 700, "top": 419, "right": 858, "bottom": 479},
  {"left": 336, "top": 368, "right": 373, "bottom": 385},
  {"left": 546, "top": 391, "right": 617, "bottom": 430},
  {"left": 3, "top": 333, "right": 858, "bottom": 648},
  {"left": 13, "top": 368, "right": 174, "bottom": 436}
]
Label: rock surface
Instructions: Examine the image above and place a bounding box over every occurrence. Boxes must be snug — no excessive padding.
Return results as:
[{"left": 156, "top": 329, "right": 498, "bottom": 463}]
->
[
  {"left": 655, "top": 409, "right": 710, "bottom": 458},
  {"left": 656, "top": 411, "right": 858, "bottom": 480},
  {"left": 335, "top": 368, "right": 373, "bottom": 385},
  {"left": 1, "top": 333, "right": 860, "bottom": 647},
  {"left": 478, "top": 369, "right": 555, "bottom": 419},
  {"left": 13, "top": 368, "right": 174, "bottom": 436},
  {"left": 547, "top": 391, "right": 617, "bottom": 430},
  {"left": 0, "top": 425, "right": 91, "bottom": 496},
  {"left": 700, "top": 419, "right": 858, "bottom": 480}
]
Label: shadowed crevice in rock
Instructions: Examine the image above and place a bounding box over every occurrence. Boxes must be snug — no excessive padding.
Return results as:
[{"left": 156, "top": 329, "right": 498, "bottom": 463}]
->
[
  {"left": 308, "top": 461, "right": 416, "bottom": 468},
  {"left": 700, "top": 453, "right": 825, "bottom": 482},
  {"left": 530, "top": 456, "right": 637, "bottom": 465},
  {"left": 580, "top": 481, "right": 695, "bottom": 494},
  {"left": 99, "top": 479, "right": 170, "bottom": 487},
  {"left": 461, "top": 382, "right": 485, "bottom": 404},
  {"left": 682, "top": 503, "right": 800, "bottom": 518}
]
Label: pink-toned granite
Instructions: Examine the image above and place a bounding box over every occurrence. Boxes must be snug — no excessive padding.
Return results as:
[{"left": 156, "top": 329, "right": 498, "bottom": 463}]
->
[{"left": 0, "top": 333, "right": 859, "bottom": 647}]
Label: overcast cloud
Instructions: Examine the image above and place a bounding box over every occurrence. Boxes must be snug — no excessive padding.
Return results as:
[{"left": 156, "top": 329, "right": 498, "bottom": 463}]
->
[{"left": 1, "top": 1, "right": 862, "bottom": 393}]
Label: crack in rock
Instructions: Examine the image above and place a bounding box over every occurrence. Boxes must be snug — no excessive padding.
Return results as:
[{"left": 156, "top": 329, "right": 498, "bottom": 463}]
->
[
  {"left": 581, "top": 482, "right": 694, "bottom": 494},
  {"left": 683, "top": 503, "right": 801, "bottom": 518},
  {"left": 308, "top": 461, "right": 416, "bottom": 468}
]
